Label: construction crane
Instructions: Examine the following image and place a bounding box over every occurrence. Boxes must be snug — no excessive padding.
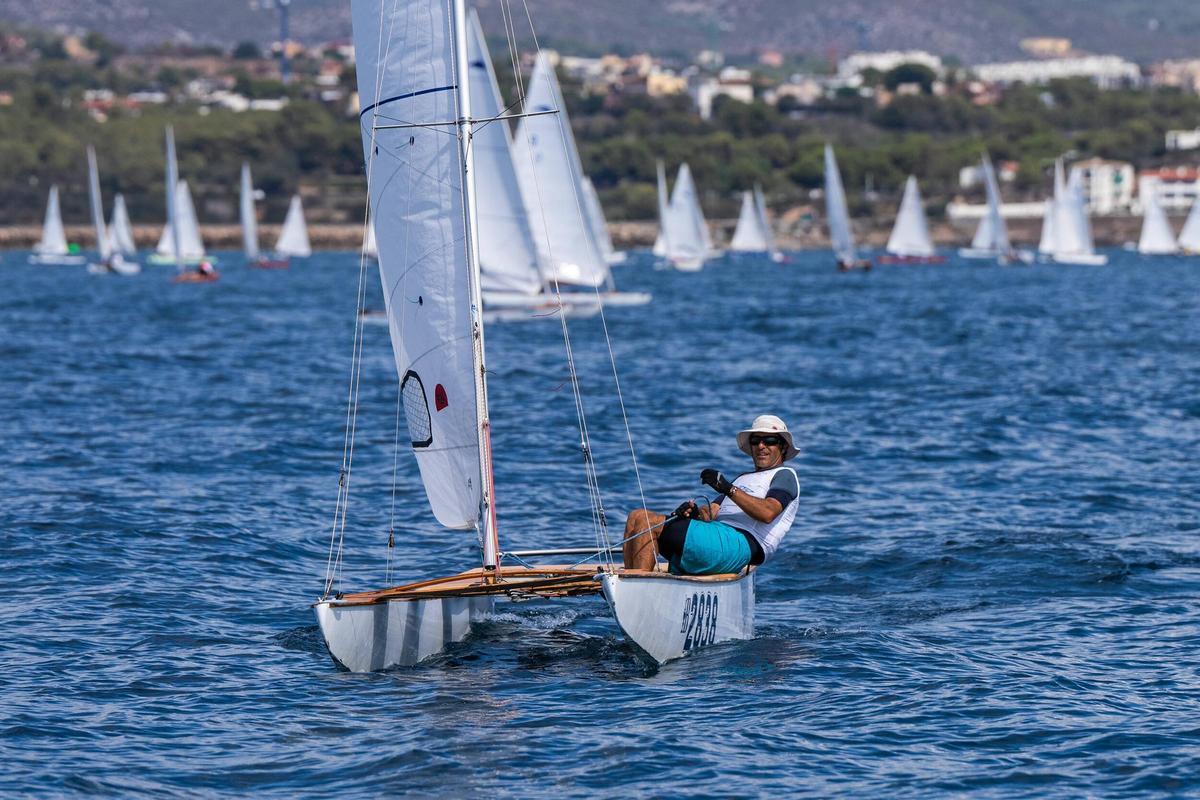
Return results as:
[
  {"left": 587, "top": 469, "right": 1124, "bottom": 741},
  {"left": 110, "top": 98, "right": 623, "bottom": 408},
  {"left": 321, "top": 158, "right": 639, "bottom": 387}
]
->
[{"left": 252, "top": 0, "right": 293, "bottom": 85}]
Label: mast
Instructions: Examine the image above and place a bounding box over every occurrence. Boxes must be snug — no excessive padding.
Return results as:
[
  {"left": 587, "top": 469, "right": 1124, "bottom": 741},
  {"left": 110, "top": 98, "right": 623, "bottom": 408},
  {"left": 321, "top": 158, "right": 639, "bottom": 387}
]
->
[
  {"left": 165, "top": 126, "right": 182, "bottom": 270},
  {"left": 452, "top": 0, "right": 500, "bottom": 572}
]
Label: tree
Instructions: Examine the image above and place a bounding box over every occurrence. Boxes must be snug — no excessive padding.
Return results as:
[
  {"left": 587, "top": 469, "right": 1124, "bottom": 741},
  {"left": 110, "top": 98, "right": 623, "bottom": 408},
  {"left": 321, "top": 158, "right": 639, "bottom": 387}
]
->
[
  {"left": 233, "top": 41, "right": 262, "bottom": 60},
  {"left": 883, "top": 63, "right": 936, "bottom": 93}
]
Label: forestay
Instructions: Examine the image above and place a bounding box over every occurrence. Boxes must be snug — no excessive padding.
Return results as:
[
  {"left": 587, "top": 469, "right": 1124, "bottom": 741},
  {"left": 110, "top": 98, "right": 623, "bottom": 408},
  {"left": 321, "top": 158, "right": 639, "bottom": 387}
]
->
[
  {"left": 886, "top": 175, "right": 935, "bottom": 257},
  {"left": 240, "top": 162, "right": 260, "bottom": 259},
  {"left": 352, "top": 0, "right": 484, "bottom": 531},
  {"left": 512, "top": 53, "right": 609, "bottom": 288},
  {"left": 824, "top": 144, "right": 856, "bottom": 263},
  {"left": 275, "top": 195, "right": 311, "bottom": 258},
  {"left": 466, "top": 10, "right": 544, "bottom": 296}
]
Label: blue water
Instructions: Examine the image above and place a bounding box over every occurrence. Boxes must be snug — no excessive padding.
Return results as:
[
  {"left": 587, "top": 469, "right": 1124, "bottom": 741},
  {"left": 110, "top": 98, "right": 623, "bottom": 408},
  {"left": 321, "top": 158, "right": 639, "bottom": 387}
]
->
[{"left": 3, "top": 250, "right": 1200, "bottom": 797}]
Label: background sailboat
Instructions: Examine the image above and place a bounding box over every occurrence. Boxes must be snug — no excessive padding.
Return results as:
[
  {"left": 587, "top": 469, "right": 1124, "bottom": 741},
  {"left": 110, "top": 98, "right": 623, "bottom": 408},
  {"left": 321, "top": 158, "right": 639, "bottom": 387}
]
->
[
  {"left": 85, "top": 145, "right": 138, "bottom": 275},
  {"left": 581, "top": 176, "right": 626, "bottom": 265},
  {"left": 959, "top": 154, "right": 1027, "bottom": 263},
  {"left": 880, "top": 176, "right": 944, "bottom": 264},
  {"left": 729, "top": 184, "right": 781, "bottom": 262},
  {"left": 153, "top": 180, "right": 209, "bottom": 266},
  {"left": 1044, "top": 160, "right": 1107, "bottom": 265},
  {"left": 272, "top": 195, "right": 312, "bottom": 261},
  {"left": 657, "top": 162, "right": 709, "bottom": 271},
  {"left": 29, "top": 186, "right": 86, "bottom": 265},
  {"left": 1178, "top": 199, "right": 1200, "bottom": 254},
  {"left": 824, "top": 144, "right": 868, "bottom": 271},
  {"left": 1137, "top": 187, "right": 1178, "bottom": 255},
  {"left": 106, "top": 194, "right": 138, "bottom": 257}
]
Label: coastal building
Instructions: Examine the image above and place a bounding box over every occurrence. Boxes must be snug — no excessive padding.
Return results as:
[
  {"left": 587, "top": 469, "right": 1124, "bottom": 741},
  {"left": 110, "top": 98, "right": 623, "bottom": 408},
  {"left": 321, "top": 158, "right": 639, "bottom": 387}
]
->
[
  {"left": 1069, "top": 158, "right": 1135, "bottom": 214},
  {"left": 958, "top": 160, "right": 1018, "bottom": 189},
  {"left": 691, "top": 67, "right": 754, "bottom": 119},
  {"left": 1019, "top": 37, "right": 1073, "bottom": 58},
  {"left": 1166, "top": 128, "right": 1200, "bottom": 151},
  {"left": 1149, "top": 59, "right": 1200, "bottom": 94},
  {"left": 764, "top": 77, "right": 824, "bottom": 107},
  {"left": 1138, "top": 167, "right": 1200, "bottom": 212},
  {"left": 838, "top": 50, "right": 943, "bottom": 80},
  {"left": 646, "top": 68, "right": 688, "bottom": 97},
  {"left": 973, "top": 56, "right": 1141, "bottom": 89}
]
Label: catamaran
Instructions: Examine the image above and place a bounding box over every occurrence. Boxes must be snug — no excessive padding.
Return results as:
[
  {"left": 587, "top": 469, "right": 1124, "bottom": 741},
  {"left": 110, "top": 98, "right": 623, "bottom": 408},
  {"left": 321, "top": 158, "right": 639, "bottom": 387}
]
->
[
  {"left": 29, "top": 186, "right": 86, "bottom": 266},
  {"left": 1137, "top": 186, "right": 1178, "bottom": 255},
  {"left": 823, "top": 144, "right": 869, "bottom": 271},
  {"left": 315, "top": 0, "right": 751, "bottom": 672},
  {"left": 655, "top": 161, "right": 713, "bottom": 271},
  {"left": 84, "top": 146, "right": 139, "bottom": 276},
  {"left": 1040, "top": 159, "right": 1107, "bottom": 266},
  {"left": 959, "top": 154, "right": 1030, "bottom": 264},
  {"left": 106, "top": 193, "right": 138, "bottom": 258},
  {"left": 880, "top": 175, "right": 944, "bottom": 264},
  {"left": 729, "top": 184, "right": 782, "bottom": 262}
]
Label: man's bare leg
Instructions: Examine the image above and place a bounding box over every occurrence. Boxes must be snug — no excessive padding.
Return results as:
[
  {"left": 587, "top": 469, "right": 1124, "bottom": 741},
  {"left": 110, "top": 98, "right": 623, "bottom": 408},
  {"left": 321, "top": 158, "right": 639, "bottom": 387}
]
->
[{"left": 623, "top": 508, "right": 665, "bottom": 570}]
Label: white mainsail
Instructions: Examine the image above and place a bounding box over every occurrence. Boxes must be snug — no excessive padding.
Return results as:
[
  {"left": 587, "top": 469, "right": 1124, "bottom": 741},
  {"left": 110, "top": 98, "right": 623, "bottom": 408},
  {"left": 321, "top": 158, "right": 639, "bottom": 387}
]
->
[
  {"left": 107, "top": 194, "right": 137, "bottom": 255},
  {"left": 1137, "top": 186, "right": 1177, "bottom": 254},
  {"left": 34, "top": 186, "right": 70, "bottom": 256},
  {"left": 163, "top": 126, "right": 182, "bottom": 267},
  {"left": 352, "top": 0, "right": 488, "bottom": 534},
  {"left": 1037, "top": 200, "right": 1056, "bottom": 255},
  {"left": 824, "top": 144, "right": 856, "bottom": 264},
  {"left": 240, "top": 162, "right": 260, "bottom": 260},
  {"left": 753, "top": 184, "right": 777, "bottom": 257},
  {"left": 971, "top": 154, "right": 1011, "bottom": 254},
  {"left": 467, "top": 10, "right": 544, "bottom": 296},
  {"left": 1179, "top": 199, "right": 1200, "bottom": 253},
  {"left": 886, "top": 175, "right": 935, "bottom": 257},
  {"left": 662, "top": 163, "right": 709, "bottom": 264},
  {"left": 275, "top": 195, "right": 311, "bottom": 258},
  {"left": 86, "top": 146, "right": 111, "bottom": 261},
  {"left": 156, "top": 180, "right": 206, "bottom": 261},
  {"left": 730, "top": 191, "right": 768, "bottom": 252},
  {"left": 653, "top": 159, "right": 670, "bottom": 257},
  {"left": 513, "top": 52, "right": 610, "bottom": 289}
]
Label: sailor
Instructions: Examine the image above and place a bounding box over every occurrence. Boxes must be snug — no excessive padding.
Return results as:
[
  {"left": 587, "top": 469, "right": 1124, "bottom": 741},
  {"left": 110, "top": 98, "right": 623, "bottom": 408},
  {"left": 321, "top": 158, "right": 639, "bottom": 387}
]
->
[{"left": 622, "top": 415, "right": 800, "bottom": 575}]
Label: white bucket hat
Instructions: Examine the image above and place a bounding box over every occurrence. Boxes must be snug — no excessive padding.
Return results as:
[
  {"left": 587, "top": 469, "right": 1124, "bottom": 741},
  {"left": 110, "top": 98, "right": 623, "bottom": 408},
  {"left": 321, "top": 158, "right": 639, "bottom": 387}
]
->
[{"left": 736, "top": 414, "right": 799, "bottom": 461}]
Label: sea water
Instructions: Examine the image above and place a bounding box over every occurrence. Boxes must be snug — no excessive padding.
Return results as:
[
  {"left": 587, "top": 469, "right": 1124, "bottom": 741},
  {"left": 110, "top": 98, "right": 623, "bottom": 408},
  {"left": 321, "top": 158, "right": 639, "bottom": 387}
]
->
[{"left": 2, "top": 250, "right": 1199, "bottom": 797}]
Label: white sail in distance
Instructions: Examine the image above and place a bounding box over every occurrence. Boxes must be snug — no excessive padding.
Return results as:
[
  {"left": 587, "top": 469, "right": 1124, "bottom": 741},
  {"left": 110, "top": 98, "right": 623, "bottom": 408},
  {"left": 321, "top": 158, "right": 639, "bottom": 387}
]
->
[
  {"left": 107, "top": 194, "right": 137, "bottom": 255},
  {"left": 824, "top": 144, "right": 856, "bottom": 263},
  {"left": 157, "top": 180, "right": 206, "bottom": 261},
  {"left": 274, "top": 195, "right": 311, "bottom": 258},
  {"left": 1178, "top": 198, "right": 1200, "bottom": 253},
  {"left": 753, "top": 184, "right": 777, "bottom": 256},
  {"left": 971, "top": 154, "right": 1010, "bottom": 254},
  {"left": 1137, "top": 186, "right": 1177, "bottom": 254},
  {"left": 35, "top": 186, "right": 70, "bottom": 256},
  {"left": 581, "top": 175, "right": 617, "bottom": 262},
  {"left": 240, "top": 162, "right": 260, "bottom": 259},
  {"left": 86, "top": 146, "right": 112, "bottom": 261},
  {"left": 466, "top": 10, "right": 544, "bottom": 296},
  {"left": 730, "top": 191, "right": 769, "bottom": 252},
  {"left": 352, "top": 0, "right": 486, "bottom": 531},
  {"left": 662, "top": 163, "right": 708, "bottom": 262},
  {"left": 886, "top": 175, "right": 935, "bottom": 257},
  {"left": 163, "top": 126, "right": 182, "bottom": 266},
  {"left": 512, "top": 52, "right": 610, "bottom": 288},
  {"left": 653, "top": 159, "right": 670, "bottom": 257}
]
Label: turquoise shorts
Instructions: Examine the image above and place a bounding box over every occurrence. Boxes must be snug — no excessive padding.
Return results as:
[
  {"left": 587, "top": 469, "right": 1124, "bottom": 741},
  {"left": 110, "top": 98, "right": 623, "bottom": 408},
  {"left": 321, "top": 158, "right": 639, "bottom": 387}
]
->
[{"left": 670, "top": 519, "right": 752, "bottom": 576}]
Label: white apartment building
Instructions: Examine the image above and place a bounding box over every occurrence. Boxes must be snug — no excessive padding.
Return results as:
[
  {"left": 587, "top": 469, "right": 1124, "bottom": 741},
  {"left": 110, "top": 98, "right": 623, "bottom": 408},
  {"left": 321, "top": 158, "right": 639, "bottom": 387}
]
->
[
  {"left": 691, "top": 67, "right": 754, "bottom": 119},
  {"left": 1138, "top": 167, "right": 1200, "bottom": 213},
  {"left": 1069, "top": 158, "right": 1135, "bottom": 214},
  {"left": 974, "top": 56, "right": 1141, "bottom": 89},
  {"left": 837, "top": 50, "right": 943, "bottom": 80},
  {"left": 1166, "top": 128, "right": 1200, "bottom": 151}
]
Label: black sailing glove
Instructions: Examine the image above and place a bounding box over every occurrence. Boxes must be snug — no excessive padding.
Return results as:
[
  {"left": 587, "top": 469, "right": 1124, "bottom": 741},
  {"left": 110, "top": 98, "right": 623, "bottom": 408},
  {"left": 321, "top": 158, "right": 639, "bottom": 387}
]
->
[
  {"left": 673, "top": 501, "right": 697, "bottom": 519},
  {"left": 700, "top": 469, "right": 734, "bottom": 496}
]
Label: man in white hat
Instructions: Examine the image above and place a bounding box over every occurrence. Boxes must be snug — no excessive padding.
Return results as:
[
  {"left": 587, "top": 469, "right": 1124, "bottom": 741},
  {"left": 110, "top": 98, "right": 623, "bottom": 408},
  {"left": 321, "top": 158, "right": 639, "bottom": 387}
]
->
[{"left": 623, "top": 415, "right": 801, "bottom": 575}]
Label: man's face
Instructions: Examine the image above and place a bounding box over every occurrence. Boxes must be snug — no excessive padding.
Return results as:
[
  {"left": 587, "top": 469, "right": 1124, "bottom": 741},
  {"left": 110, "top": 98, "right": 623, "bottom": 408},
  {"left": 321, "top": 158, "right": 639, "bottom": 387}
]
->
[{"left": 749, "top": 434, "right": 785, "bottom": 470}]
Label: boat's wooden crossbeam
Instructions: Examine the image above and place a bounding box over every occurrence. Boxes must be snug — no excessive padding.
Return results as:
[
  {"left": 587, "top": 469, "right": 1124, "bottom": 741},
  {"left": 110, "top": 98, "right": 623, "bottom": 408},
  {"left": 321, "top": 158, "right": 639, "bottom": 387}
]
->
[{"left": 328, "top": 565, "right": 606, "bottom": 606}]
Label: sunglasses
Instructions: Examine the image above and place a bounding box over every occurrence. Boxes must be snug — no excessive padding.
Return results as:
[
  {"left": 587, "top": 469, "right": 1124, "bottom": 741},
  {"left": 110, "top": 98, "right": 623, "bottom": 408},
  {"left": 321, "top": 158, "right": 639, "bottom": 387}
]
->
[{"left": 749, "top": 434, "right": 784, "bottom": 448}]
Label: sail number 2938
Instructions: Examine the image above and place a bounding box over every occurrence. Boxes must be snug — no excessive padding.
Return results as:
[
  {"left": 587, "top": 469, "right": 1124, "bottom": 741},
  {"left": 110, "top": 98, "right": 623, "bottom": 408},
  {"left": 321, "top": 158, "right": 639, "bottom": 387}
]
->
[{"left": 681, "top": 592, "right": 719, "bottom": 651}]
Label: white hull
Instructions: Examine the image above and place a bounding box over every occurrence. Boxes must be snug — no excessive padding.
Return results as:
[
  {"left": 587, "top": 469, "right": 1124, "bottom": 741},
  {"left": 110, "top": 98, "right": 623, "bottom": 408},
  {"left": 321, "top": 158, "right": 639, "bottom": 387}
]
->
[
  {"left": 87, "top": 258, "right": 141, "bottom": 276},
  {"left": 958, "top": 247, "right": 1001, "bottom": 260},
  {"left": 315, "top": 595, "right": 494, "bottom": 672},
  {"left": 670, "top": 256, "right": 705, "bottom": 271},
  {"left": 1052, "top": 252, "right": 1108, "bottom": 266},
  {"left": 600, "top": 570, "right": 754, "bottom": 664},
  {"left": 484, "top": 290, "right": 651, "bottom": 310},
  {"left": 29, "top": 253, "right": 87, "bottom": 266}
]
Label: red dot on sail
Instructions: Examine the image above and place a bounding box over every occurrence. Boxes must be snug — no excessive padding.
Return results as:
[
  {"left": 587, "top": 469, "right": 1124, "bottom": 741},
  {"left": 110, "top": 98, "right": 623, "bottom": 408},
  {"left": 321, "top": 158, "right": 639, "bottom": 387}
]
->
[{"left": 434, "top": 384, "right": 448, "bottom": 411}]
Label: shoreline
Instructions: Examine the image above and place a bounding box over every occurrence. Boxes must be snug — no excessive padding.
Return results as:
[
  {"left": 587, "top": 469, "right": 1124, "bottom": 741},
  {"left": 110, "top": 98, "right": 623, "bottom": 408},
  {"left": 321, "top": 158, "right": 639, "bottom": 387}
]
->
[{"left": 0, "top": 215, "right": 1166, "bottom": 251}]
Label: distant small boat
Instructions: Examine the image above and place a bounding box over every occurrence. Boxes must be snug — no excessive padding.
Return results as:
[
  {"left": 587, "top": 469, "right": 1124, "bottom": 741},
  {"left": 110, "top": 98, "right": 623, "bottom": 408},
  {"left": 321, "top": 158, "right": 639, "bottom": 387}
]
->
[
  {"left": 272, "top": 194, "right": 312, "bottom": 261},
  {"left": 240, "top": 162, "right": 286, "bottom": 268},
  {"left": 656, "top": 161, "right": 712, "bottom": 271},
  {"left": 84, "top": 145, "right": 139, "bottom": 276},
  {"left": 150, "top": 180, "right": 210, "bottom": 266},
  {"left": 581, "top": 175, "right": 626, "bottom": 265},
  {"left": 879, "top": 175, "right": 945, "bottom": 264},
  {"left": 959, "top": 153, "right": 1031, "bottom": 264},
  {"left": 824, "top": 144, "right": 870, "bottom": 271},
  {"left": 29, "top": 186, "right": 86, "bottom": 266},
  {"left": 1041, "top": 159, "right": 1107, "bottom": 266},
  {"left": 106, "top": 193, "right": 138, "bottom": 257},
  {"left": 730, "top": 184, "right": 782, "bottom": 262}
]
